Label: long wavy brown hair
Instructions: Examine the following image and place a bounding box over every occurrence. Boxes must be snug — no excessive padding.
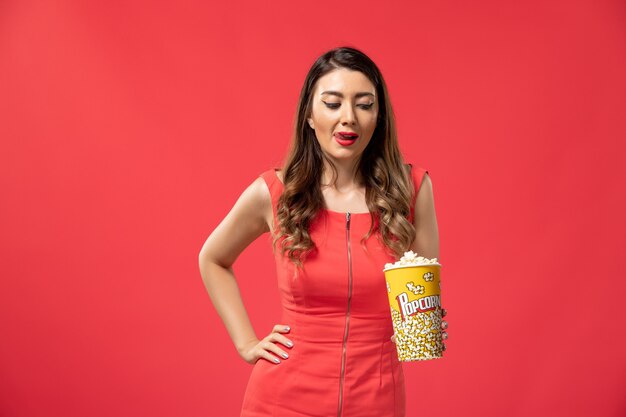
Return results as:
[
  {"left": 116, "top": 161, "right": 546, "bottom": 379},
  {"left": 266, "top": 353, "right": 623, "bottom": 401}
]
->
[{"left": 272, "top": 46, "right": 417, "bottom": 268}]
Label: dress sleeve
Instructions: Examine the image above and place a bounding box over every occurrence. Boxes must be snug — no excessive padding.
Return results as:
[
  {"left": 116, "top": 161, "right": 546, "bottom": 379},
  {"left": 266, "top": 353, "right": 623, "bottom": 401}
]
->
[
  {"left": 408, "top": 163, "right": 429, "bottom": 223},
  {"left": 259, "top": 168, "right": 283, "bottom": 219}
]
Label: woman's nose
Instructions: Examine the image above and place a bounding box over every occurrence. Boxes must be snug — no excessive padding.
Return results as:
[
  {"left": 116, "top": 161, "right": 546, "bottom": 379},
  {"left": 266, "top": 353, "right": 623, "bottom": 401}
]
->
[{"left": 340, "top": 104, "right": 356, "bottom": 125}]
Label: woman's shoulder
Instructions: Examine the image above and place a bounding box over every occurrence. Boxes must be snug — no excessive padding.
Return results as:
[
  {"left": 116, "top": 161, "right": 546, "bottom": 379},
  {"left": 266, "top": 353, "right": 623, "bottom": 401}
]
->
[
  {"left": 259, "top": 168, "right": 284, "bottom": 185},
  {"left": 404, "top": 163, "right": 430, "bottom": 194},
  {"left": 258, "top": 167, "right": 285, "bottom": 206},
  {"left": 275, "top": 168, "right": 284, "bottom": 184},
  {"left": 404, "top": 162, "right": 427, "bottom": 173}
]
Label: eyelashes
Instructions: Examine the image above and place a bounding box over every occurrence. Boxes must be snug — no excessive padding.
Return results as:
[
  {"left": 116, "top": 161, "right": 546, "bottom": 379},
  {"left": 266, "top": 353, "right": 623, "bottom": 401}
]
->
[{"left": 323, "top": 101, "right": 374, "bottom": 110}]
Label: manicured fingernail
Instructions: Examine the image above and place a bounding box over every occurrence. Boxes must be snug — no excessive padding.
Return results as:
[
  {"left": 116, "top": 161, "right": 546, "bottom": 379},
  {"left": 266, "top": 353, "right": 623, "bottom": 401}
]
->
[
  {"left": 286, "top": 341, "right": 293, "bottom": 347},
  {"left": 273, "top": 358, "right": 280, "bottom": 363},
  {"left": 285, "top": 326, "right": 290, "bottom": 331},
  {"left": 281, "top": 353, "right": 289, "bottom": 359}
]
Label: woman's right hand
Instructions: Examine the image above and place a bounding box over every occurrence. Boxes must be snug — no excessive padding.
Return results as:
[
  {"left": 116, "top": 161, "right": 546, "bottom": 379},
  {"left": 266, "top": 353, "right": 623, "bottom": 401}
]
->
[{"left": 239, "top": 324, "right": 294, "bottom": 365}]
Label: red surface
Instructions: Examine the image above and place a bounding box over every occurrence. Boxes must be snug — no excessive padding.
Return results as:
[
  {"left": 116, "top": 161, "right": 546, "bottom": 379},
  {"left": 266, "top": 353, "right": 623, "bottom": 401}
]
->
[{"left": 1, "top": 1, "right": 625, "bottom": 416}]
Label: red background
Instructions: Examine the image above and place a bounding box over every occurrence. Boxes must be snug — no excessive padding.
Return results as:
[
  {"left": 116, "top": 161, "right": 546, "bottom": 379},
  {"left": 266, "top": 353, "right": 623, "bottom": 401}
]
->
[{"left": 1, "top": 1, "right": 625, "bottom": 416}]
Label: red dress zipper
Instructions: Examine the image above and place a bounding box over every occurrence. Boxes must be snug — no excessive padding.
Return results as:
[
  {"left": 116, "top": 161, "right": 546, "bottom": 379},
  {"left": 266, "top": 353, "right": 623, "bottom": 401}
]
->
[{"left": 338, "top": 212, "right": 353, "bottom": 417}]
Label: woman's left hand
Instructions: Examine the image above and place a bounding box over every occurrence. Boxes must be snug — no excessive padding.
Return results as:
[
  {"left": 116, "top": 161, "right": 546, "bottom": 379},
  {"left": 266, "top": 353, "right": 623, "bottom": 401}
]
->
[{"left": 390, "top": 308, "right": 448, "bottom": 351}]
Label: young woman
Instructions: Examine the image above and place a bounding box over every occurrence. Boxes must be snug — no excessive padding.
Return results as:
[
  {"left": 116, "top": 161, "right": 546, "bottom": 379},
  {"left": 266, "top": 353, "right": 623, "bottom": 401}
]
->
[{"left": 199, "top": 46, "right": 448, "bottom": 417}]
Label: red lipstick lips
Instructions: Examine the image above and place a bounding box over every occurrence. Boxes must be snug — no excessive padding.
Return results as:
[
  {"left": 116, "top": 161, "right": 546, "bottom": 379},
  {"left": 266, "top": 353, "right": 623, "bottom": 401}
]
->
[{"left": 334, "top": 131, "right": 359, "bottom": 146}]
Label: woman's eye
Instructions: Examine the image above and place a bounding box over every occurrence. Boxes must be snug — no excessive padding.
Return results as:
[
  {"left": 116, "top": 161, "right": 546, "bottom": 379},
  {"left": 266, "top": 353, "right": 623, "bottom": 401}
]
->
[{"left": 322, "top": 102, "right": 374, "bottom": 110}]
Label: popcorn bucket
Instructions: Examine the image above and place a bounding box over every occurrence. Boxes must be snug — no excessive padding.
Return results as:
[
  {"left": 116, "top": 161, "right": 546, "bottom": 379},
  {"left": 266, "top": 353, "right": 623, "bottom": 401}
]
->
[{"left": 384, "top": 253, "right": 444, "bottom": 362}]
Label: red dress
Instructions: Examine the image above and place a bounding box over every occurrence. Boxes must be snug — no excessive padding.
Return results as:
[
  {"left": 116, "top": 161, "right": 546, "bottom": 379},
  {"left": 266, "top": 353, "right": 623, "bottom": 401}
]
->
[{"left": 240, "top": 164, "right": 429, "bottom": 417}]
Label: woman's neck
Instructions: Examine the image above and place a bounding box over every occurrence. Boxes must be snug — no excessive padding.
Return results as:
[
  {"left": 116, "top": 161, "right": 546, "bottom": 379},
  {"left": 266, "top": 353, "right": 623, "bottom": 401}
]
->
[{"left": 320, "top": 160, "right": 363, "bottom": 193}]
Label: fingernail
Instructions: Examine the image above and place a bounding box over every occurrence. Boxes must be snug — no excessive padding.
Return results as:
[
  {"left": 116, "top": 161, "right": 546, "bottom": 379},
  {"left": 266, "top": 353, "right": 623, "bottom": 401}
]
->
[
  {"left": 285, "top": 326, "right": 290, "bottom": 331},
  {"left": 281, "top": 353, "right": 289, "bottom": 359},
  {"left": 286, "top": 341, "right": 293, "bottom": 347},
  {"left": 273, "top": 358, "right": 280, "bottom": 363}
]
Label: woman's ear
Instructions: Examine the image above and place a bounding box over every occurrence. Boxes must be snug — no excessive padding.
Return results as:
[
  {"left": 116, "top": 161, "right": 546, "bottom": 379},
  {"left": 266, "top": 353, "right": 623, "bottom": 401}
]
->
[{"left": 307, "top": 118, "right": 314, "bottom": 129}]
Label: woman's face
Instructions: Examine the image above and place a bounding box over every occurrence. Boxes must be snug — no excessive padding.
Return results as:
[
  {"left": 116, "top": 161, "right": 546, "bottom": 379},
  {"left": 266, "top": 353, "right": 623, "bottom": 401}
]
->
[{"left": 307, "top": 68, "right": 379, "bottom": 165}]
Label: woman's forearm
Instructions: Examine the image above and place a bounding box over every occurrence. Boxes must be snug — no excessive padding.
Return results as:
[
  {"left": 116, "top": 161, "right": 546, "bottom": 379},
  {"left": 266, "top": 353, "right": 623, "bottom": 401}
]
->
[{"left": 198, "top": 254, "right": 258, "bottom": 355}]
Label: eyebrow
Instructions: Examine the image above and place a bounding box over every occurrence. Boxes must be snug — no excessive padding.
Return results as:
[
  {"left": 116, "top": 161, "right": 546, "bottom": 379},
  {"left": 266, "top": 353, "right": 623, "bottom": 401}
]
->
[{"left": 320, "top": 90, "right": 375, "bottom": 99}]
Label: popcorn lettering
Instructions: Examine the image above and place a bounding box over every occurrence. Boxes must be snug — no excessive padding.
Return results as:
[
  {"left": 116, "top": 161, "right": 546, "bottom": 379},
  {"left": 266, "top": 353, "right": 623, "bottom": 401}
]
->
[{"left": 396, "top": 292, "right": 441, "bottom": 320}]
